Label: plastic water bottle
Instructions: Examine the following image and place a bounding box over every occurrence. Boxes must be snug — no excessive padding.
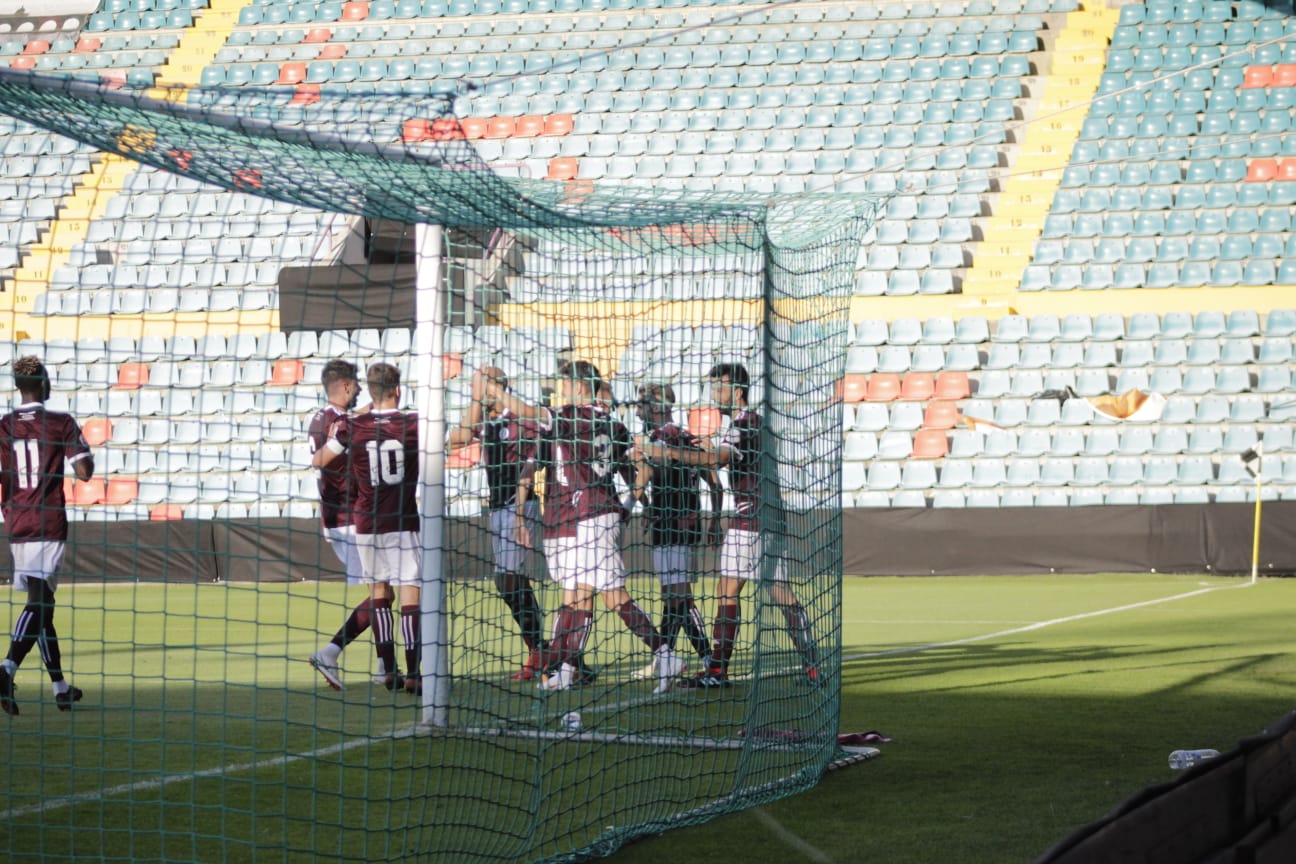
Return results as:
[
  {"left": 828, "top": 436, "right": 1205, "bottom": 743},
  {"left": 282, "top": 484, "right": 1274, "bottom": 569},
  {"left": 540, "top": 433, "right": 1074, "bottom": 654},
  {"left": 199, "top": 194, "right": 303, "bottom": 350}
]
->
[{"left": 1168, "top": 749, "right": 1220, "bottom": 769}]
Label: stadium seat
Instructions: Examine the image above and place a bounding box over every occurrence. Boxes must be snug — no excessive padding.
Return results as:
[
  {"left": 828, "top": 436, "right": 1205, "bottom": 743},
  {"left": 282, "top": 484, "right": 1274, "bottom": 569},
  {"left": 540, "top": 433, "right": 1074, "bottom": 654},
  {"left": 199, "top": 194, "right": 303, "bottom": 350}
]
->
[
  {"left": 934, "top": 371, "right": 971, "bottom": 400},
  {"left": 912, "top": 429, "right": 949, "bottom": 459},
  {"left": 900, "top": 373, "right": 935, "bottom": 401},
  {"left": 865, "top": 372, "right": 901, "bottom": 402},
  {"left": 922, "top": 400, "right": 960, "bottom": 430},
  {"left": 269, "top": 359, "right": 305, "bottom": 386},
  {"left": 839, "top": 374, "right": 867, "bottom": 403},
  {"left": 105, "top": 478, "right": 138, "bottom": 507}
]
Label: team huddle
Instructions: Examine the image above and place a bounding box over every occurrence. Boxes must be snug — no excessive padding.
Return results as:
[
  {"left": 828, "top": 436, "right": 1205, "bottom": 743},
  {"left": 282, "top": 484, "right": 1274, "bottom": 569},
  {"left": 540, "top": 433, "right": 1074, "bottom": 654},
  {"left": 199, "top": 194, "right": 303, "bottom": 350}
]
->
[
  {"left": 0, "top": 351, "right": 818, "bottom": 715},
  {"left": 308, "top": 356, "right": 821, "bottom": 695}
]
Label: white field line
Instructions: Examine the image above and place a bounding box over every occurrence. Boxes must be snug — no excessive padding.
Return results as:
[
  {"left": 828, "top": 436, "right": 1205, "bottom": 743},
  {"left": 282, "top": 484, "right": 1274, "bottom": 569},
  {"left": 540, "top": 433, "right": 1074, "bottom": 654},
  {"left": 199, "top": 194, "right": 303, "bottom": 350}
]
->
[
  {"left": 6, "top": 582, "right": 1247, "bottom": 822},
  {"left": 0, "top": 722, "right": 425, "bottom": 822},
  {"left": 843, "top": 582, "right": 1252, "bottom": 663},
  {"left": 751, "top": 807, "right": 836, "bottom": 864}
]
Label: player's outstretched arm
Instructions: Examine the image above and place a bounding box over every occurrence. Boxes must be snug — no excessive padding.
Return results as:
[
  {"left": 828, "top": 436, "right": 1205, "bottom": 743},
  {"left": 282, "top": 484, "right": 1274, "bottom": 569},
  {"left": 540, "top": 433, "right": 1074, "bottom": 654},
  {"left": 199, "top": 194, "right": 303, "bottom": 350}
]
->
[
  {"left": 514, "top": 462, "right": 537, "bottom": 547},
  {"left": 312, "top": 421, "right": 346, "bottom": 469},
  {"left": 702, "top": 468, "right": 724, "bottom": 543},
  {"left": 636, "top": 441, "right": 728, "bottom": 469}
]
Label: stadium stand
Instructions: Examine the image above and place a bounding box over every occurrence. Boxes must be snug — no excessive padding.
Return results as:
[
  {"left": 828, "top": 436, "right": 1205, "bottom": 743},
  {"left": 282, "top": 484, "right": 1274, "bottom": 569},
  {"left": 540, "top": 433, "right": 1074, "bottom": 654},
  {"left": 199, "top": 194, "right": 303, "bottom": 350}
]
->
[{"left": 0, "top": 0, "right": 1292, "bottom": 526}]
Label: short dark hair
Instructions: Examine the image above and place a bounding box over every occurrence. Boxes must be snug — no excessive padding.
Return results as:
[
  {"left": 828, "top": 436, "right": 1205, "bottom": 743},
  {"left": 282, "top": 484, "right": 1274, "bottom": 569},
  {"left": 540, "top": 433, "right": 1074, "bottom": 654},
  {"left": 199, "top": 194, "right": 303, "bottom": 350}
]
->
[
  {"left": 13, "top": 355, "right": 49, "bottom": 400},
  {"left": 321, "top": 359, "right": 358, "bottom": 389},
  {"left": 557, "top": 360, "right": 602, "bottom": 397},
  {"left": 638, "top": 382, "right": 676, "bottom": 406},
  {"left": 708, "top": 362, "right": 749, "bottom": 397},
  {"left": 366, "top": 362, "right": 401, "bottom": 401}
]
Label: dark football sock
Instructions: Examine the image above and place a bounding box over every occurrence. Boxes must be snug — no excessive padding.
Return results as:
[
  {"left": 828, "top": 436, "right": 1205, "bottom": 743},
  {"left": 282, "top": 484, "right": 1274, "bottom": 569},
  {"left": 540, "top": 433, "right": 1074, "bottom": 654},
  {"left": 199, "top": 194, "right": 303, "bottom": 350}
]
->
[
  {"left": 495, "top": 571, "right": 544, "bottom": 652},
  {"left": 331, "top": 596, "right": 374, "bottom": 649},
  {"left": 372, "top": 598, "right": 397, "bottom": 678},
  {"left": 401, "top": 604, "right": 420, "bottom": 678},
  {"left": 712, "top": 602, "right": 741, "bottom": 671}
]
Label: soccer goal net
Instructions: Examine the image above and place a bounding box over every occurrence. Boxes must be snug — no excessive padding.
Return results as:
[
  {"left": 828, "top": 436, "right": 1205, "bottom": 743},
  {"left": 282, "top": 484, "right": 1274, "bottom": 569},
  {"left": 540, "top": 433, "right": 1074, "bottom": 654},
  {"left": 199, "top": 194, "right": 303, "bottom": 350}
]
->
[{"left": 0, "top": 72, "right": 876, "bottom": 863}]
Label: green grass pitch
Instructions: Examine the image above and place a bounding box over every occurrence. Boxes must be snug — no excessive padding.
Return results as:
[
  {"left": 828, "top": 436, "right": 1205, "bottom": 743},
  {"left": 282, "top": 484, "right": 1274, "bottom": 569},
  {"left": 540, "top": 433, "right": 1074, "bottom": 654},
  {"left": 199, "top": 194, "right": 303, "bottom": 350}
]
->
[{"left": 2, "top": 574, "right": 1293, "bottom": 863}]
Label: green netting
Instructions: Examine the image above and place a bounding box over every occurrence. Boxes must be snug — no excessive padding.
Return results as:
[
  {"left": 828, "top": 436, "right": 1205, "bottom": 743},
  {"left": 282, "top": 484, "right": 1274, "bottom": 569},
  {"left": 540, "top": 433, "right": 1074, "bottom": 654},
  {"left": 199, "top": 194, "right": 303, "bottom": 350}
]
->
[{"left": 0, "top": 71, "right": 878, "bottom": 864}]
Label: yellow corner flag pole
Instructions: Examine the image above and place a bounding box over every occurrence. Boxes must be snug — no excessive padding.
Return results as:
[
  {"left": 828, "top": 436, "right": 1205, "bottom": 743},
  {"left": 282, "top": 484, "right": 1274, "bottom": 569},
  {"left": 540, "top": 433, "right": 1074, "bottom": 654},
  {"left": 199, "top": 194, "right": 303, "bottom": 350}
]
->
[{"left": 1249, "top": 443, "right": 1264, "bottom": 585}]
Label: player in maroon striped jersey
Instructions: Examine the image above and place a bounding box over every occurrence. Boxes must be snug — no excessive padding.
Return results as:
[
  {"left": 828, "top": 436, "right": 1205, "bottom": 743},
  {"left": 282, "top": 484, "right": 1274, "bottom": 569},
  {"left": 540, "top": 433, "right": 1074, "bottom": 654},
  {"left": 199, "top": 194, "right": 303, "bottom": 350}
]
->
[
  {"left": 514, "top": 361, "right": 685, "bottom": 694},
  {"left": 628, "top": 382, "right": 722, "bottom": 679},
  {"left": 0, "top": 356, "right": 94, "bottom": 715},
  {"left": 635, "top": 363, "right": 819, "bottom": 688},
  {"left": 448, "top": 365, "right": 548, "bottom": 680},
  {"left": 308, "top": 359, "right": 397, "bottom": 692},
  {"left": 313, "top": 363, "right": 423, "bottom": 695}
]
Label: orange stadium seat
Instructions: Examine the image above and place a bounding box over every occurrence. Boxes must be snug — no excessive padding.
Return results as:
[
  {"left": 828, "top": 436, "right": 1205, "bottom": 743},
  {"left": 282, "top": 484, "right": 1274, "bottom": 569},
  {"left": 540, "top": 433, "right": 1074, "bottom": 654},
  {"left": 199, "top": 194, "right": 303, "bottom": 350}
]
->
[
  {"left": 547, "top": 158, "right": 578, "bottom": 180},
  {"left": 543, "top": 114, "right": 574, "bottom": 136},
  {"left": 317, "top": 43, "right": 347, "bottom": 59},
  {"left": 303, "top": 28, "right": 332, "bottom": 43},
  {"left": 269, "top": 359, "right": 305, "bottom": 386},
  {"left": 1247, "top": 159, "right": 1278, "bottom": 182},
  {"left": 922, "top": 400, "right": 960, "bottom": 430},
  {"left": 911, "top": 429, "right": 949, "bottom": 460},
  {"left": 443, "top": 353, "right": 463, "bottom": 380},
  {"left": 447, "top": 441, "right": 480, "bottom": 469},
  {"left": 1242, "top": 65, "right": 1274, "bottom": 88},
  {"left": 515, "top": 115, "right": 546, "bottom": 137},
  {"left": 293, "top": 83, "right": 321, "bottom": 105},
  {"left": 934, "top": 370, "right": 971, "bottom": 400},
  {"left": 1275, "top": 64, "right": 1296, "bottom": 87},
  {"left": 899, "top": 373, "right": 935, "bottom": 401},
  {"left": 150, "top": 503, "right": 184, "bottom": 521},
  {"left": 115, "top": 362, "right": 150, "bottom": 389},
  {"left": 277, "top": 62, "right": 306, "bottom": 85},
  {"left": 106, "top": 478, "right": 138, "bottom": 507},
  {"left": 22, "top": 40, "right": 50, "bottom": 55},
  {"left": 82, "top": 418, "right": 112, "bottom": 447},
  {"left": 460, "top": 118, "right": 489, "bottom": 139},
  {"left": 430, "top": 117, "right": 464, "bottom": 140},
  {"left": 840, "top": 374, "right": 868, "bottom": 403},
  {"left": 340, "top": 1, "right": 369, "bottom": 20},
  {"left": 1279, "top": 158, "right": 1296, "bottom": 180},
  {"left": 10, "top": 56, "right": 35, "bottom": 70},
  {"left": 485, "top": 116, "right": 516, "bottom": 139},
  {"left": 865, "top": 373, "right": 901, "bottom": 402},
  {"left": 402, "top": 118, "right": 433, "bottom": 142},
  {"left": 74, "top": 37, "right": 101, "bottom": 53},
  {"left": 688, "top": 407, "right": 722, "bottom": 439},
  {"left": 73, "top": 478, "right": 107, "bottom": 507}
]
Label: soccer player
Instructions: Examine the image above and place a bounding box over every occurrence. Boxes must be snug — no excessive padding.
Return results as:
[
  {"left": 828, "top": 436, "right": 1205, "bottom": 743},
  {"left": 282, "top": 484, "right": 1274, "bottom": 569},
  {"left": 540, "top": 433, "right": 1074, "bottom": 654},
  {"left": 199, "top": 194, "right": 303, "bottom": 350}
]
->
[
  {"left": 447, "top": 365, "right": 548, "bottom": 680},
  {"left": 628, "top": 382, "right": 722, "bottom": 679},
  {"left": 514, "top": 360, "right": 685, "bottom": 694},
  {"left": 307, "top": 359, "right": 398, "bottom": 691},
  {"left": 636, "top": 362, "right": 820, "bottom": 688},
  {"left": 313, "top": 362, "right": 423, "bottom": 695},
  {"left": 0, "top": 356, "right": 93, "bottom": 715}
]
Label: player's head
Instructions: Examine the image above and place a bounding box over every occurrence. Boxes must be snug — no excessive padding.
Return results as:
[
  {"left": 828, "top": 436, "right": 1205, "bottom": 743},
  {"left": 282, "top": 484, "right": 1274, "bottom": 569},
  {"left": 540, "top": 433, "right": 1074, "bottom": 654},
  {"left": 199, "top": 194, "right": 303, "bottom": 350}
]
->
[
  {"left": 636, "top": 382, "right": 675, "bottom": 429},
  {"left": 708, "top": 362, "right": 749, "bottom": 413},
  {"left": 13, "top": 356, "right": 50, "bottom": 403},
  {"left": 321, "top": 359, "right": 360, "bottom": 410},
  {"left": 478, "top": 365, "right": 509, "bottom": 415},
  {"left": 366, "top": 362, "right": 401, "bottom": 408},
  {"left": 556, "top": 360, "right": 602, "bottom": 404}
]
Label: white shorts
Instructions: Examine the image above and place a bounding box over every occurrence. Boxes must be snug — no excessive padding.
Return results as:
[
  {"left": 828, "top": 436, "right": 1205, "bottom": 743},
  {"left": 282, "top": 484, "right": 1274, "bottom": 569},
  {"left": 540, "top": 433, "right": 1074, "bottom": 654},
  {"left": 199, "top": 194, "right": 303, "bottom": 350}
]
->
[
  {"left": 11, "top": 541, "right": 64, "bottom": 592},
  {"left": 544, "top": 512, "right": 625, "bottom": 592},
  {"left": 652, "top": 545, "right": 694, "bottom": 587},
  {"left": 490, "top": 502, "right": 541, "bottom": 575},
  {"left": 324, "top": 525, "right": 365, "bottom": 586},
  {"left": 720, "top": 529, "right": 787, "bottom": 584},
  {"left": 356, "top": 531, "right": 422, "bottom": 587}
]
